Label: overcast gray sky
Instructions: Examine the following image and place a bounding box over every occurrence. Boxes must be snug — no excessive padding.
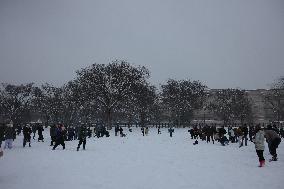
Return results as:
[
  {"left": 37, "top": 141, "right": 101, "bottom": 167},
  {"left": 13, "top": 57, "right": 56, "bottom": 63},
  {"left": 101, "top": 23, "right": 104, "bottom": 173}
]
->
[{"left": 0, "top": 0, "right": 283, "bottom": 89}]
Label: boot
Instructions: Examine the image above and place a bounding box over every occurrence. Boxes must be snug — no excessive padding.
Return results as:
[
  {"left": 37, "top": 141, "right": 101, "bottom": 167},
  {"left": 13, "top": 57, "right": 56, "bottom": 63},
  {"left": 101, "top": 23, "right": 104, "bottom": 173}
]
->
[
  {"left": 269, "top": 156, "right": 278, "bottom": 162},
  {"left": 77, "top": 147, "right": 79, "bottom": 151},
  {"left": 262, "top": 160, "right": 265, "bottom": 166},
  {"left": 258, "top": 160, "right": 264, "bottom": 167}
]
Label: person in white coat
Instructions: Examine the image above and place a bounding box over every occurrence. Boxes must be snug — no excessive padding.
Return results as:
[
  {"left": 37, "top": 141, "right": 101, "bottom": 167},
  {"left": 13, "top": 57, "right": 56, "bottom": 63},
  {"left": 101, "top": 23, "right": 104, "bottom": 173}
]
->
[{"left": 254, "top": 124, "right": 265, "bottom": 167}]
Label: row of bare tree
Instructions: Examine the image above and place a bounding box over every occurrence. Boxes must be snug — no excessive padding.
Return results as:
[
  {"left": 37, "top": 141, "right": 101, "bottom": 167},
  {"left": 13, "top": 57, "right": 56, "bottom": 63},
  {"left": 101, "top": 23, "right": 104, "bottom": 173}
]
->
[{"left": 0, "top": 60, "right": 283, "bottom": 128}]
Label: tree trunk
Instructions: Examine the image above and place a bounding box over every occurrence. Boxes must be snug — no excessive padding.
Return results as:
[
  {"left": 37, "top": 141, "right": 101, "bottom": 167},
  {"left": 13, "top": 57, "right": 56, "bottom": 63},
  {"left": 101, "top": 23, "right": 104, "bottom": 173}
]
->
[{"left": 106, "top": 109, "right": 112, "bottom": 130}]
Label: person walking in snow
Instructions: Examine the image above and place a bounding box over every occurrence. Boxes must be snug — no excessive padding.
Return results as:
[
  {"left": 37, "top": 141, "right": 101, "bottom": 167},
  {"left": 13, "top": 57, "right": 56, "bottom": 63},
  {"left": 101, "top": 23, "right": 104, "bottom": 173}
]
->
[
  {"left": 50, "top": 124, "right": 57, "bottom": 146},
  {"left": 168, "top": 127, "right": 174, "bottom": 137},
  {"left": 37, "top": 124, "right": 44, "bottom": 142},
  {"left": 0, "top": 147, "right": 3, "bottom": 158},
  {"left": 228, "top": 126, "right": 235, "bottom": 143},
  {"left": 4, "top": 123, "right": 15, "bottom": 149},
  {"left": 236, "top": 127, "right": 244, "bottom": 147},
  {"left": 254, "top": 124, "right": 265, "bottom": 167},
  {"left": 23, "top": 124, "right": 32, "bottom": 147},
  {"left": 119, "top": 127, "right": 126, "bottom": 137},
  {"left": 32, "top": 124, "right": 37, "bottom": 140},
  {"left": 145, "top": 127, "right": 149, "bottom": 136},
  {"left": 280, "top": 127, "right": 284, "bottom": 138},
  {"left": 241, "top": 124, "right": 249, "bottom": 146},
  {"left": 158, "top": 126, "right": 161, "bottom": 134},
  {"left": 264, "top": 125, "right": 281, "bottom": 161},
  {"left": 141, "top": 127, "right": 145, "bottom": 136},
  {"left": 16, "top": 124, "right": 22, "bottom": 136},
  {"left": 52, "top": 124, "right": 66, "bottom": 150},
  {"left": 249, "top": 126, "right": 255, "bottom": 142},
  {"left": 67, "top": 127, "right": 75, "bottom": 141},
  {"left": 188, "top": 128, "right": 194, "bottom": 139},
  {"left": 87, "top": 127, "right": 92, "bottom": 138},
  {"left": 205, "top": 125, "right": 214, "bottom": 144},
  {"left": 77, "top": 126, "right": 87, "bottom": 151},
  {"left": 0, "top": 123, "right": 5, "bottom": 148},
  {"left": 218, "top": 126, "right": 227, "bottom": 138},
  {"left": 115, "top": 125, "right": 119, "bottom": 136}
]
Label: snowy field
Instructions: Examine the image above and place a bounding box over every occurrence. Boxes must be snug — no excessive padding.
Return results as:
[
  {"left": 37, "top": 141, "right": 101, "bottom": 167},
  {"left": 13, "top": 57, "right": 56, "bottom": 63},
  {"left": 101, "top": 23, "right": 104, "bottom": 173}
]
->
[{"left": 0, "top": 128, "right": 283, "bottom": 189}]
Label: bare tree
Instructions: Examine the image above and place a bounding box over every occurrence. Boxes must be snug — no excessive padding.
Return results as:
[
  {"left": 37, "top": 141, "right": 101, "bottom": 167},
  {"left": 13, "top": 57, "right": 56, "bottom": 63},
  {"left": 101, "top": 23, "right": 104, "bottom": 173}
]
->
[
  {"left": 0, "top": 83, "right": 34, "bottom": 124},
  {"left": 133, "top": 83, "right": 158, "bottom": 127},
  {"left": 75, "top": 60, "right": 150, "bottom": 129},
  {"left": 265, "top": 76, "right": 284, "bottom": 124},
  {"left": 208, "top": 89, "right": 253, "bottom": 126},
  {"left": 161, "top": 79, "right": 207, "bottom": 127}
]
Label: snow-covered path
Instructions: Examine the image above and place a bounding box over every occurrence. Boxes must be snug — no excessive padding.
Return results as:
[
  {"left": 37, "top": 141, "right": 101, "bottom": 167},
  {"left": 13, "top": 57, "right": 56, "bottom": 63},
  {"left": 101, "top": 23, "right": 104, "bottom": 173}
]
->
[{"left": 0, "top": 128, "right": 283, "bottom": 189}]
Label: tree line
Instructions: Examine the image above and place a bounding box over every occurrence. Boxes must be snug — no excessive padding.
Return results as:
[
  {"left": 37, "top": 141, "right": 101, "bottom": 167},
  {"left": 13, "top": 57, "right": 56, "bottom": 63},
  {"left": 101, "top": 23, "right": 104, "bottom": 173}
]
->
[{"left": 0, "top": 60, "right": 283, "bottom": 128}]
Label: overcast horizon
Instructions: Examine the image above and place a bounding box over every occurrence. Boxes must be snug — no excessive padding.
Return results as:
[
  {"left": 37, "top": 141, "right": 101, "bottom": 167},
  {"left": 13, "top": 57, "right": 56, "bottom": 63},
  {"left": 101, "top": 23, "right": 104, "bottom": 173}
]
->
[{"left": 0, "top": 0, "right": 284, "bottom": 89}]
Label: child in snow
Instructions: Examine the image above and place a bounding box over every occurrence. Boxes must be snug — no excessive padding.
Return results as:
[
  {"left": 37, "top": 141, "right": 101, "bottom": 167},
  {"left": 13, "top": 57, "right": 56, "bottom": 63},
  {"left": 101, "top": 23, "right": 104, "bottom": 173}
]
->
[{"left": 254, "top": 124, "right": 265, "bottom": 167}]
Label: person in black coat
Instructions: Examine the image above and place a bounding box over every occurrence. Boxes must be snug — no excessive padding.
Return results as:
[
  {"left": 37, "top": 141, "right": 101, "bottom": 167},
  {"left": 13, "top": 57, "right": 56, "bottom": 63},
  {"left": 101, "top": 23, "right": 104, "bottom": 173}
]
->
[
  {"left": 188, "top": 128, "right": 194, "bottom": 139},
  {"left": 218, "top": 126, "right": 227, "bottom": 137},
  {"left": 37, "top": 124, "right": 44, "bottom": 142},
  {"left": 4, "top": 123, "right": 15, "bottom": 149},
  {"left": 241, "top": 124, "right": 249, "bottom": 146},
  {"left": 249, "top": 126, "right": 255, "bottom": 142},
  {"left": 67, "top": 127, "right": 74, "bottom": 141},
  {"left": 52, "top": 125, "right": 66, "bottom": 150},
  {"left": 168, "top": 127, "right": 174, "bottom": 137},
  {"left": 119, "top": 127, "right": 126, "bottom": 137},
  {"left": 87, "top": 127, "right": 92, "bottom": 138},
  {"left": 220, "top": 135, "right": 229, "bottom": 146},
  {"left": 141, "top": 127, "right": 145, "bottom": 136},
  {"left": 115, "top": 125, "right": 119, "bottom": 136},
  {"left": 77, "top": 126, "right": 87, "bottom": 151},
  {"left": 32, "top": 124, "right": 37, "bottom": 140},
  {"left": 50, "top": 124, "right": 57, "bottom": 146},
  {"left": 158, "top": 126, "right": 161, "bottom": 134},
  {"left": 23, "top": 124, "right": 32, "bottom": 147},
  {"left": 0, "top": 123, "right": 5, "bottom": 148},
  {"left": 16, "top": 124, "right": 22, "bottom": 136},
  {"left": 280, "top": 127, "right": 284, "bottom": 138}
]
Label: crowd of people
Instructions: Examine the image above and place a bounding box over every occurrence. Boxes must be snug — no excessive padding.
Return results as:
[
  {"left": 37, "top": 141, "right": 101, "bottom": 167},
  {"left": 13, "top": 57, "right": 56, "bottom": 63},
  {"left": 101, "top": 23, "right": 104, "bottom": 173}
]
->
[
  {"left": 0, "top": 121, "right": 283, "bottom": 167},
  {"left": 187, "top": 123, "right": 282, "bottom": 166}
]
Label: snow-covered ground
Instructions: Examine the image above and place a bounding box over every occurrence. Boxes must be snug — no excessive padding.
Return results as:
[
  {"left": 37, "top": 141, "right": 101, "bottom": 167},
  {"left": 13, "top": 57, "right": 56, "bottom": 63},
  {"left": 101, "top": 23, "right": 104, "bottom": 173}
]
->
[{"left": 0, "top": 128, "right": 283, "bottom": 189}]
